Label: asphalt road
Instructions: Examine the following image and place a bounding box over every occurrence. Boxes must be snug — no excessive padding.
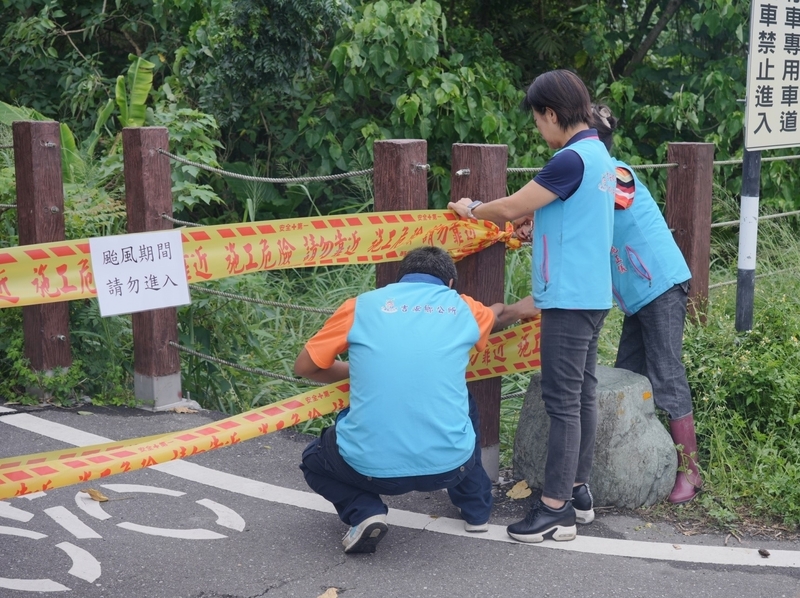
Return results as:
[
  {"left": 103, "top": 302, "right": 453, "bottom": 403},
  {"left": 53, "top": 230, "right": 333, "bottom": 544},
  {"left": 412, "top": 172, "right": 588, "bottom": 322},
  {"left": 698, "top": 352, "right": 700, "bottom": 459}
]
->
[{"left": 1, "top": 404, "right": 798, "bottom": 598}]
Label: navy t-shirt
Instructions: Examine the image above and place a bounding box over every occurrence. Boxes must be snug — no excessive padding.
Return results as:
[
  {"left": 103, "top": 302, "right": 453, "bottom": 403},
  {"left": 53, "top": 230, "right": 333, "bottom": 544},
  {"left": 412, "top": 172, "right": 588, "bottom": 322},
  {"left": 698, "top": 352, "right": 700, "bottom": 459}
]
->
[{"left": 533, "top": 129, "right": 600, "bottom": 200}]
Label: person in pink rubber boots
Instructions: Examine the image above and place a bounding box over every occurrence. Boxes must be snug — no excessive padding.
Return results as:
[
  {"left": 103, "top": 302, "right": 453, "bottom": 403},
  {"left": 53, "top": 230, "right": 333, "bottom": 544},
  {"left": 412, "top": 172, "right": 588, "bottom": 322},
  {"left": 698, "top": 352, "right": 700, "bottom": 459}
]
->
[{"left": 591, "top": 103, "right": 702, "bottom": 503}]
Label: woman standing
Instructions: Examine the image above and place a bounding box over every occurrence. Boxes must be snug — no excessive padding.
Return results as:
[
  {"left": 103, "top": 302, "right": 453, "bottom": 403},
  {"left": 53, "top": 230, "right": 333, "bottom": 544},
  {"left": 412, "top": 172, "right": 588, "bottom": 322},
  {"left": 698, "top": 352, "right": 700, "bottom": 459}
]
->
[
  {"left": 449, "top": 70, "right": 616, "bottom": 543},
  {"left": 591, "top": 103, "right": 701, "bottom": 504}
]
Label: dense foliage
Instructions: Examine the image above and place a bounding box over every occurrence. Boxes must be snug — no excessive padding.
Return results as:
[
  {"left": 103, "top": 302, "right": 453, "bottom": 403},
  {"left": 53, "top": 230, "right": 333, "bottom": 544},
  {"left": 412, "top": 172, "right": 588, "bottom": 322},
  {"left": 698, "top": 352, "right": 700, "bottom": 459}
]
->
[{"left": 3, "top": 0, "right": 798, "bottom": 216}]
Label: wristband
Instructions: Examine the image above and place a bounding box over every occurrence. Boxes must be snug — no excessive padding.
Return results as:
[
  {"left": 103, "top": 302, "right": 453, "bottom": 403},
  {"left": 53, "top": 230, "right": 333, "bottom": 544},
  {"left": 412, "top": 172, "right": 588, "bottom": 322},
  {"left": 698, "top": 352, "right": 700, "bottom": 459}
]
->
[{"left": 466, "top": 200, "right": 483, "bottom": 219}]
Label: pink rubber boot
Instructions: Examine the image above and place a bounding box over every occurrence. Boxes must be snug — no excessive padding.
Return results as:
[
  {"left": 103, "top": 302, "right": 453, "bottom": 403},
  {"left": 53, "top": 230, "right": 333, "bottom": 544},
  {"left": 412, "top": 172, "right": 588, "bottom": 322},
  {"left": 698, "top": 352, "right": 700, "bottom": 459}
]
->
[{"left": 668, "top": 413, "right": 703, "bottom": 504}]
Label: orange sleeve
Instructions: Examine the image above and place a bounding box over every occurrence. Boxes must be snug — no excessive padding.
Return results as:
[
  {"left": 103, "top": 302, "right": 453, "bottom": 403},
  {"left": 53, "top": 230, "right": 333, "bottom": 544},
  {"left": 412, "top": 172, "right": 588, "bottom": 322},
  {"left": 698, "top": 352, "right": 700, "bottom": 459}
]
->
[
  {"left": 304, "top": 298, "right": 356, "bottom": 369},
  {"left": 459, "top": 294, "right": 495, "bottom": 352}
]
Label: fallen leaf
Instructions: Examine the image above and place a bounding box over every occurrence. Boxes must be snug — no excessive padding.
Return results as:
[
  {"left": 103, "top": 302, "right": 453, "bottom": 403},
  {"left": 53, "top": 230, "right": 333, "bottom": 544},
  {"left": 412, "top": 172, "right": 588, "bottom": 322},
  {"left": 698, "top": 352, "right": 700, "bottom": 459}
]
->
[
  {"left": 172, "top": 406, "right": 197, "bottom": 414},
  {"left": 506, "top": 481, "right": 532, "bottom": 500},
  {"left": 82, "top": 488, "right": 109, "bottom": 502},
  {"left": 317, "top": 589, "right": 338, "bottom": 598},
  {"left": 77, "top": 411, "right": 93, "bottom": 416},
  {"left": 673, "top": 544, "right": 682, "bottom": 550},
  {"left": 758, "top": 548, "right": 770, "bottom": 558}
]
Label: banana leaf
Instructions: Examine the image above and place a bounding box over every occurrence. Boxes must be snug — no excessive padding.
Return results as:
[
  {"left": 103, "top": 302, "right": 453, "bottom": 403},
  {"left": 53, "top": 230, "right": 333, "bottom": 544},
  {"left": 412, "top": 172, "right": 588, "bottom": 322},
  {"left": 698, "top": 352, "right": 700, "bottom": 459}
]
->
[{"left": 116, "top": 54, "right": 155, "bottom": 128}]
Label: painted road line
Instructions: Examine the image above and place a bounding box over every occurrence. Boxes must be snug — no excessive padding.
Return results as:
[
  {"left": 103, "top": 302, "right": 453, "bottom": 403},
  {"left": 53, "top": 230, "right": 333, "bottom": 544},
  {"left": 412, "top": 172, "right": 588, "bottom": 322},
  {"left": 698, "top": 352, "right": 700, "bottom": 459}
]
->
[
  {"left": 56, "top": 542, "right": 102, "bottom": 583},
  {"left": 116, "top": 521, "right": 226, "bottom": 539},
  {"left": 22, "top": 492, "right": 47, "bottom": 500},
  {"left": 197, "top": 498, "right": 247, "bottom": 532},
  {"left": 0, "top": 527, "right": 71, "bottom": 594},
  {"left": 0, "top": 525, "right": 47, "bottom": 540},
  {"left": 2, "top": 412, "right": 110, "bottom": 445},
  {"left": 3, "top": 413, "right": 800, "bottom": 569},
  {"left": 0, "top": 405, "right": 16, "bottom": 413},
  {"left": 101, "top": 484, "right": 185, "bottom": 497},
  {"left": 160, "top": 460, "right": 800, "bottom": 569},
  {"left": 75, "top": 492, "right": 112, "bottom": 521},
  {"left": 0, "top": 500, "right": 35, "bottom": 522},
  {"left": 0, "top": 576, "right": 70, "bottom": 593},
  {"left": 97, "top": 484, "right": 243, "bottom": 538},
  {"left": 44, "top": 506, "right": 102, "bottom": 539}
]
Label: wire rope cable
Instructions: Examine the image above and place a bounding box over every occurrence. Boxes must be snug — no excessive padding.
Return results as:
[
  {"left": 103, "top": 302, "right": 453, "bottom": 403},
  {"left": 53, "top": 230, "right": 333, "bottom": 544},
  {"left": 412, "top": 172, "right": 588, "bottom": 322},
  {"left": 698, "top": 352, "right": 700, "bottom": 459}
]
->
[
  {"left": 169, "top": 341, "right": 325, "bottom": 387},
  {"left": 193, "top": 286, "right": 335, "bottom": 314},
  {"left": 158, "top": 148, "right": 377, "bottom": 184}
]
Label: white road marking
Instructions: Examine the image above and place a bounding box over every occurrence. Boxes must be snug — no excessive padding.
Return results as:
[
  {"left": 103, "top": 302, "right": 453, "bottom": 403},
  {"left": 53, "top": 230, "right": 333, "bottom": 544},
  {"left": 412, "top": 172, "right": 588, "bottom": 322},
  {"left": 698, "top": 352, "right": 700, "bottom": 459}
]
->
[
  {"left": 56, "top": 542, "right": 101, "bottom": 583},
  {"left": 3, "top": 412, "right": 800, "bottom": 568},
  {"left": 0, "top": 525, "right": 47, "bottom": 539},
  {"left": 0, "top": 524, "right": 71, "bottom": 593},
  {"left": 0, "top": 577, "right": 69, "bottom": 592},
  {"left": 100, "top": 483, "right": 239, "bottom": 537},
  {"left": 101, "top": 483, "right": 184, "bottom": 496},
  {"left": 22, "top": 492, "right": 47, "bottom": 500},
  {"left": 74, "top": 492, "right": 112, "bottom": 521},
  {"left": 116, "top": 522, "right": 226, "bottom": 539},
  {"left": 197, "top": 498, "right": 246, "bottom": 531},
  {"left": 44, "top": 506, "right": 102, "bottom": 539},
  {"left": 0, "top": 405, "right": 16, "bottom": 413},
  {"left": 1, "top": 413, "right": 109, "bottom": 444},
  {"left": 0, "top": 500, "right": 35, "bottom": 522}
]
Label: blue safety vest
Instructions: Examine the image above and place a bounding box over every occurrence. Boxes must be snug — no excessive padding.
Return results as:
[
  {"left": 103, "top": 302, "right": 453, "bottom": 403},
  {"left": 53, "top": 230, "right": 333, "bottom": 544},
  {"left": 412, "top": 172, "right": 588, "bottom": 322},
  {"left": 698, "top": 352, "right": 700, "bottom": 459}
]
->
[
  {"left": 337, "top": 275, "right": 480, "bottom": 477},
  {"left": 532, "top": 138, "right": 615, "bottom": 309},
  {"left": 610, "top": 160, "right": 691, "bottom": 315}
]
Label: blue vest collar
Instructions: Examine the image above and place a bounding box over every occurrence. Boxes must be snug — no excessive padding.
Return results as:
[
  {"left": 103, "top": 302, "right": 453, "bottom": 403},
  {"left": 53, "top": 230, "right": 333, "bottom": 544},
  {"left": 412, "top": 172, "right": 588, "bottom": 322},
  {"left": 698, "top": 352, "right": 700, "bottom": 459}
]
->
[{"left": 398, "top": 273, "right": 447, "bottom": 286}]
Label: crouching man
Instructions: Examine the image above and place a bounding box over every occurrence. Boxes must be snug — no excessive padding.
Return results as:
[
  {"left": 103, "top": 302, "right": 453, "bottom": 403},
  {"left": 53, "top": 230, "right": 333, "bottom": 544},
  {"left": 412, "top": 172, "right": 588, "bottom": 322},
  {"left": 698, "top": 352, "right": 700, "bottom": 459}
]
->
[{"left": 294, "top": 246, "right": 539, "bottom": 554}]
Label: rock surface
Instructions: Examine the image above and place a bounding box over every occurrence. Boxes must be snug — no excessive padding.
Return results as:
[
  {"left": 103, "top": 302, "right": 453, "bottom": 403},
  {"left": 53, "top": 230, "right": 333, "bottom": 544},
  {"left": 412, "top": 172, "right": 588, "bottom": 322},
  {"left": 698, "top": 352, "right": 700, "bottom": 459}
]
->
[{"left": 513, "top": 366, "right": 677, "bottom": 508}]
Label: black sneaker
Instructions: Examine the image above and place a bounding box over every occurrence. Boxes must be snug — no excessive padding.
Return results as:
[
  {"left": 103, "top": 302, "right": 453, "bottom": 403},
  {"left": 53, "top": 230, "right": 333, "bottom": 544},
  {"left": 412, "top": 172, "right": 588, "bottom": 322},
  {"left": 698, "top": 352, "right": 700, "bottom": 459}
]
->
[
  {"left": 572, "top": 483, "right": 595, "bottom": 524},
  {"left": 506, "top": 500, "right": 577, "bottom": 543},
  {"left": 342, "top": 514, "right": 388, "bottom": 554}
]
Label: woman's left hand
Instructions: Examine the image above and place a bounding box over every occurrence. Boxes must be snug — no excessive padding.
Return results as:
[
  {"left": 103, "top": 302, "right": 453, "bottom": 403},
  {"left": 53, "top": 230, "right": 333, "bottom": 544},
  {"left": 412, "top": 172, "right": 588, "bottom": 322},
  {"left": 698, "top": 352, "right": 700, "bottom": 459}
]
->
[{"left": 448, "top": 197, "right": 474, "bottom": 219}]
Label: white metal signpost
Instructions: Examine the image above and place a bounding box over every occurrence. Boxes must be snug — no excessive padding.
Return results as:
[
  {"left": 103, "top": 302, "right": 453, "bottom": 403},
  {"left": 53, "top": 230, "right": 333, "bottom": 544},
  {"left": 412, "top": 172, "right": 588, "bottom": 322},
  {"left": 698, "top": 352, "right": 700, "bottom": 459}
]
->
[
  {"left": 89, "top": 229, "right": 190, "bottom": 317},
  {"left": 739, "top": 0, "right": 800, "bottom": 330}
]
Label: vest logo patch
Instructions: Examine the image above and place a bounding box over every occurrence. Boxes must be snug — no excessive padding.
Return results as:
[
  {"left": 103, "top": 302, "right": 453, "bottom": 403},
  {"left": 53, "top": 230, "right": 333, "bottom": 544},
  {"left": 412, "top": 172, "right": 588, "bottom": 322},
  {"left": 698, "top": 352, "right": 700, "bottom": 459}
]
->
[
  {"left": 599, "top": 171, "right": 617, "bottom": 193},
  {"left": 380, "top": 299, "right": 458, "bottom": 315},
  {"left": 381, "top": 299, "right": 398, "bottom": 313}
]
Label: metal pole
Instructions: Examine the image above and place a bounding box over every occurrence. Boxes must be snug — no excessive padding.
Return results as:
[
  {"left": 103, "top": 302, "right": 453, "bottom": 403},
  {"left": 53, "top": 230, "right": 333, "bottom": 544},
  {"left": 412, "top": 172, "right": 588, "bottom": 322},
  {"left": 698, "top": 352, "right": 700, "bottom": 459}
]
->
[{"left": 735, "top": 149, "right": 762, "bottom": 331}]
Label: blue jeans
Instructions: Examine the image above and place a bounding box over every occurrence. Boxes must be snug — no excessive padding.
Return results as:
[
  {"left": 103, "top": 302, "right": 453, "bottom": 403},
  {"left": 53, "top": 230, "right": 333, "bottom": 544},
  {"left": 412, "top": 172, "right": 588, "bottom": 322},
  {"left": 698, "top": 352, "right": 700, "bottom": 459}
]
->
[
  {"left": 539, "top": 308, "right": 608, "bottom": 501},
  {"left": 615, "top": 282, "right": 692, "bottom": 420},
  {"left": 299, "top": 393, "right": 493, "bottom": 526}
]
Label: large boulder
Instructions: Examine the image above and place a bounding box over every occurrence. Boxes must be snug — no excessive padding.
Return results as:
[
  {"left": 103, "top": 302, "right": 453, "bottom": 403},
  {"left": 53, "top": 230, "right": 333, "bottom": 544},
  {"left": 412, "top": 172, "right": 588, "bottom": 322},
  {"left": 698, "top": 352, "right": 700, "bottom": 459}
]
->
[{"left": 513, "top": 365, "right": 676, "bottom": 508}]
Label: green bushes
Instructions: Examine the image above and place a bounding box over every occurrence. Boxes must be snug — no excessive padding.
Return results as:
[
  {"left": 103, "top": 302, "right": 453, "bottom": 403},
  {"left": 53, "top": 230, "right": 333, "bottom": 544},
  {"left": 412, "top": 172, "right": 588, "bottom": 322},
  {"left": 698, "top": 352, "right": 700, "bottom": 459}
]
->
[{"left": 684, "top": 285, "right": 800, "bottom": 526}]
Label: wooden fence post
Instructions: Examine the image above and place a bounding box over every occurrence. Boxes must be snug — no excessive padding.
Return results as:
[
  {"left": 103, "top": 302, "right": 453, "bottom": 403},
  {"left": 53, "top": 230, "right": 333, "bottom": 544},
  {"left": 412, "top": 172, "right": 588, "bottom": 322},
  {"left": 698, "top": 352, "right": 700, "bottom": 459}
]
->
[
  {"left": 122, "top": 127, "right": 190, "bottom": 411},
  {"left": 373, "top": 139, "right": 429, "bottom": 288},
  {"left": 665, "top": 142, "right": 715, "bottom": 322},
  {"left": 13, "top": 121, "right": 72, "bottom": 377},
  {"left": 451, "top": 143, "right": 508, "bottom": 482}
]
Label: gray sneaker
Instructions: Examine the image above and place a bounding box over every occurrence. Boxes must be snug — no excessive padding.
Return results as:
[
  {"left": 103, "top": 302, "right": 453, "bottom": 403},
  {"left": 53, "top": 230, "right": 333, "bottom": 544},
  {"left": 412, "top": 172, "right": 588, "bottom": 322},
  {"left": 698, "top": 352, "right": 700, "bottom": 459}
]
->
[
  {"left": 342, "top": 514, "right": 389, "bottom": 554},
  {"left": 460, "top": 510, "right": 489, "bottom": 532},
  {"left": 464, "top": 521, "right": 489, "bottom": 533}
]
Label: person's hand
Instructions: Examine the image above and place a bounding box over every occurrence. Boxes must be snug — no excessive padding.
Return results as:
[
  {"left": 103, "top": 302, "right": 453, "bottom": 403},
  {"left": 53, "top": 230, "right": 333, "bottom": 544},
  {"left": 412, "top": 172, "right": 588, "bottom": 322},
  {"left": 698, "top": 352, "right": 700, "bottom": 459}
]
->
[
  {"left": 447, "top": 197, "right": 474, "bottom": 219},
  {"left": 513, "top": 217, "right": 532, "bottom": 242},
  {"left": 515, "top": 295, "right": 541, "bottom": 321}
]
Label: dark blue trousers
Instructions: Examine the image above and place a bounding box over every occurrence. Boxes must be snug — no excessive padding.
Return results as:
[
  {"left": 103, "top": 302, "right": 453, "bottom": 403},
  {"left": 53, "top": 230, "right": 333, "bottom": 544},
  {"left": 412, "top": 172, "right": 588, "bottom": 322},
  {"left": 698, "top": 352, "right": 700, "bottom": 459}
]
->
[{"left": 299, "top": 394, "right": 493, "bottom": 526}]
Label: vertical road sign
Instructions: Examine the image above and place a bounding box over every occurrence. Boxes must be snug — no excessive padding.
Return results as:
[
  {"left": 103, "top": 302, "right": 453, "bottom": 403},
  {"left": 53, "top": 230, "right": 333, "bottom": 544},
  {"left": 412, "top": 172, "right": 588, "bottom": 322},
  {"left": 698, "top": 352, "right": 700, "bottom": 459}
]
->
[{"left": 744, "top": 0, "right": 800, "bottom": 150}]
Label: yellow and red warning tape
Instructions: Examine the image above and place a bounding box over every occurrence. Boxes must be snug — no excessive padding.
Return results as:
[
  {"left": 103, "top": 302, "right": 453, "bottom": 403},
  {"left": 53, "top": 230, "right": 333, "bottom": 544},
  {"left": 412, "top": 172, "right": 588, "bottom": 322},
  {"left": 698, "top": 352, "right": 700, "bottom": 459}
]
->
[
  {"left": 0, "top": 211, "right": 521, "bottom": 308},
  {"left": 0, "top": 318, "right": 539, "bottom": 499},
  {"left": 0, "top": 210, "right": 534, "bottom": 497}
]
